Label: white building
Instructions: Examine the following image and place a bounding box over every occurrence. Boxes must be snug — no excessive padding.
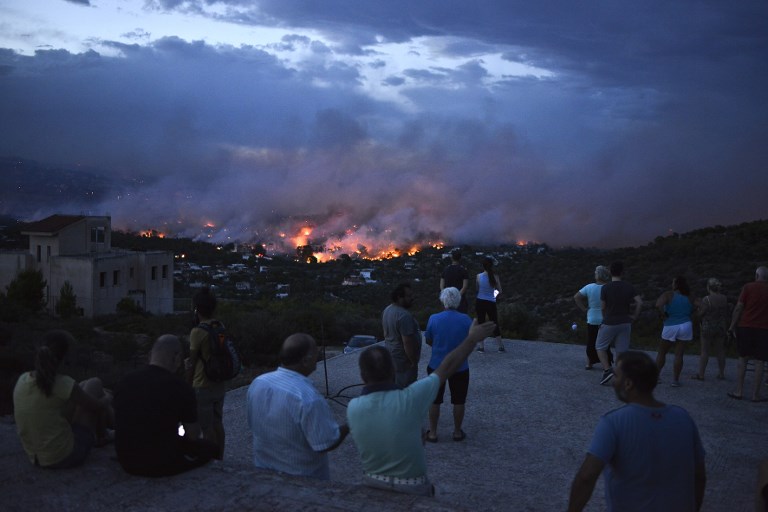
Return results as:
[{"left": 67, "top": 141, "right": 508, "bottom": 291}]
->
[{"left": 0, "top": 214, "right": 174, "bottom": 318}]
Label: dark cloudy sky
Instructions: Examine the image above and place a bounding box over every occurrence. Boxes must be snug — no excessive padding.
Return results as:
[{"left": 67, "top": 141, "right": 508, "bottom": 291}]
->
[{"left": 1, "top": 1, "right": 766, "bottom": 252}]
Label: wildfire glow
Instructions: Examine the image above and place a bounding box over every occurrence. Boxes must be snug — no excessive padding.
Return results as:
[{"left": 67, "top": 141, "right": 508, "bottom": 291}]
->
[{"left": 140, "top": 229, "right": 165, "bottom": 238}]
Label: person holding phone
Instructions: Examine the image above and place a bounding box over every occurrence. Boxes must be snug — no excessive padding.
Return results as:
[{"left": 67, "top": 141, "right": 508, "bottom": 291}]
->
[{"left": 475, "top": 256, "right": 504, "bottom": 352}]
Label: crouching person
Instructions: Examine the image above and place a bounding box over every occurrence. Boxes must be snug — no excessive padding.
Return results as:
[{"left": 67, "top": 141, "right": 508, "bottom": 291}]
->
[{"left": 114, "top": 335, "right": 217, "bottom": 477}]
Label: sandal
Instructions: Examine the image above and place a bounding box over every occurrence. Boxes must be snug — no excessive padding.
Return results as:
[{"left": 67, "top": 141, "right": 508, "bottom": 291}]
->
[
  {"left": 425, "top": 431, "right": 438, "bottom": 443},
  {"left": 452, "top": 430, "right": 466, "bottom": 442},
  {"left": 727, "top": 392, "right": 743, "bottom": 400},
  {"left": 690, "top": 374, "right": 704, "bottom": 381}
]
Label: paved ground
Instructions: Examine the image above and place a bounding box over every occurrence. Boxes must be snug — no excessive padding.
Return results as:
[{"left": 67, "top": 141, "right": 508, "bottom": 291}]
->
[{"left": 2, "top": 338, "right": 766, "bottom": 511}]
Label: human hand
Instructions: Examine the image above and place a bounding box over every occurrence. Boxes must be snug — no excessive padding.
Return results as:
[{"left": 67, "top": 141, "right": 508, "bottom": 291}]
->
[{"left": 468, "top": 319, "right": 495, "bottom": 342}]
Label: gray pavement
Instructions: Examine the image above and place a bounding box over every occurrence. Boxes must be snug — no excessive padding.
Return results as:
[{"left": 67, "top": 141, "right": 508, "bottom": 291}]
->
[{"left": 2, "top": 338, "right": 766, "bottom": 511}]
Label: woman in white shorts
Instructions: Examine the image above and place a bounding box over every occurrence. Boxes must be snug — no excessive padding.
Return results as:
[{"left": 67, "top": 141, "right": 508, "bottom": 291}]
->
[{"left": 655, "top": 276, "right": 695, "bottom": 387}]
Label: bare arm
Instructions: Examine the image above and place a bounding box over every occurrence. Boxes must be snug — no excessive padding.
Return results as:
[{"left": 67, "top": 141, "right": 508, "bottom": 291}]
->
[
  {"left": 631, "top": 295, "right": 642, "bottom": 321},
  {"left": 729, "top": 301, "right": 744, "bottom": 332},
  {"left": 439, "top": 277, "right": 446, "bottom": 291},
  {"left": 460, "top": 278, "right": 469, "bottom": 296},
  {"left": 70, "top": 383, "right": 110, "bottom": 413},
  {"left": 655, "top": 291, "right": 672, "bottom": 312},
  {"left": 574, "top": 292, "right": 588, "bottom": 313},
  {"left": 402, "top": 333, "right": 421, "bottom": 366},
  {"left": 319, "top": 424, "right": 350, "bottom": 453},
  {"left": 432, "top": 320, "right": 495, "bottom": 385},
  {"left": 567, "top": 453, "right": 605, "bottom": 512},
  {"left": 694, "top": 459, "right": 706, "bottom": 512}
]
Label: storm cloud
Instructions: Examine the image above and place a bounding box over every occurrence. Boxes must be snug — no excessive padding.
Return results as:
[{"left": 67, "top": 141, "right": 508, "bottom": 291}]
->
[{"left": 0, "top": 1, "right": 766, "bottom": 251}]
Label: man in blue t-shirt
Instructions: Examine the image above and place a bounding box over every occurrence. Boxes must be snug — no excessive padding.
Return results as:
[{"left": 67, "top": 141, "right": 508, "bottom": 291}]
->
[{"left": 568, "top": 351, "right": 706, "bottom": 512}]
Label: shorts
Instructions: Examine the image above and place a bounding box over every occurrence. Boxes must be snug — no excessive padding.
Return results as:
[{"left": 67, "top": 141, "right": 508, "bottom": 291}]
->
[
  {"left": 595, "top": 323, "right": 631, "bottom": 354},
  {"left": 661, "top": 321, "right": 693, "bottom": 342},
  {"left": 475, "top": 299, "right": 501, "bottom": 337},
  {"left": 736, "top": 327, "right": 768, "bottom": 361},
  {"left": 195, "top": 383, "right": 226, "bottom": 429},
  {"left": 426, "top": 367, "right": 469, "bottom": 405},
  {"left": 43, "top": 424, "right": 94, "bottom": 469}
]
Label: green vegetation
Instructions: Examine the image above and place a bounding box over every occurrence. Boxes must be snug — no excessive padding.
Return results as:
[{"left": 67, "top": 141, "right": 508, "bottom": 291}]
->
[{"left": 56, "top": 281, "right": 78, "bottom": 319}]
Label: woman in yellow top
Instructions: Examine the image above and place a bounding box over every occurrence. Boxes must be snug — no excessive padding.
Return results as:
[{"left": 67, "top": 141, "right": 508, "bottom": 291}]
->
[{"left": 13, "top": 330, "right": 113, "bottom": 468}]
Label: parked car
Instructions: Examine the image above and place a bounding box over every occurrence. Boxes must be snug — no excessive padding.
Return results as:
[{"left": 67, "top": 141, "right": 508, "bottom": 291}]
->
[{"left": 343, "top": 334, "right": 379, "bottom": 354}]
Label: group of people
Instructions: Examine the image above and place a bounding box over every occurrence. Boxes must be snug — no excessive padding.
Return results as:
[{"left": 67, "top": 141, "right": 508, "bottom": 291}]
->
[
  {"left": 574, "top": 262, "right": 768, "bottom": 402},
  {"left": 12, "top": 287, "right": 228, "bottom": 475},
  {"left": 11, "top": 255, "right": 768, "bottom": 511}
]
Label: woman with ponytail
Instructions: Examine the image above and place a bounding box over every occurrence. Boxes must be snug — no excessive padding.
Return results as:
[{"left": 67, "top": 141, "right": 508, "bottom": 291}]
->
[
  {"left": 475, "top": 257, "right": 505, "bottom": 352},
  {"left": 13, "top": 330, "right": 113, "bottom": 468}
]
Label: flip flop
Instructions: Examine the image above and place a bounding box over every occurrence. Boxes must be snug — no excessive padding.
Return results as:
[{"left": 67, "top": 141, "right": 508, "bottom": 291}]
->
[
  {"left": 751, "top": 397, "right": 768, "bottom": 403},
  {"left": 452, "top": 430, "right": 466, "bottom": 442},
  {"left": 425, "top": 431, "right": 438, "bottom": 443},
  {"left": 690, "top": 374, "right": 704, "bottom": 381},
  {"left": 727, "top": 392, "right": 743, "bottom": 400}
]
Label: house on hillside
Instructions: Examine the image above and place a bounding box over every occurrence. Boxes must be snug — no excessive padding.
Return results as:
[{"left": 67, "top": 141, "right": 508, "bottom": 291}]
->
[{"left": 0, "top": 214, "right": 173, "bottom": 318}]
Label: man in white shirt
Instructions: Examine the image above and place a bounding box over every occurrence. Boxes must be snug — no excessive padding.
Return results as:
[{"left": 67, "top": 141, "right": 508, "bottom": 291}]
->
[{"left": 246, "top": 333, "right": 349, "bottom": 479}]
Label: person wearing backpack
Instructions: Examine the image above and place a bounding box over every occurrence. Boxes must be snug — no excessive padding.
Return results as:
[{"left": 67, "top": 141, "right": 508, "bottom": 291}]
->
[{"left": 187, "top": 287, "right": 227, "bottom": 459}]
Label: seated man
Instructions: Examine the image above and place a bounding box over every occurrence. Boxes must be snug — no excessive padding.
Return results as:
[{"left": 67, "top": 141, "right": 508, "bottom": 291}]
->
[
  {"left": 346, "top": 319, "right": 495, "bottom": 496},
  {"left": 246, "top": 333, "right": 349, "bottom": 480},
  {"left": 114, "top": 335, "right": 218, "bottom": 477}
]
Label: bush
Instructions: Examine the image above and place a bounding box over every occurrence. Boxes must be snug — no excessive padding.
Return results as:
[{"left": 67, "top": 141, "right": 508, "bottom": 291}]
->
[
  {"left": 499, "top": 302, "right": 540, "bottom": 340},
  {"left": 116, "top": 297, "right": 143, "bottom": 315},
  {"left": 5, "top": 269, "right": 46, "bottom": 315},
  {"left": 56, "top": 281, "right": 78, "bottom": 319}
]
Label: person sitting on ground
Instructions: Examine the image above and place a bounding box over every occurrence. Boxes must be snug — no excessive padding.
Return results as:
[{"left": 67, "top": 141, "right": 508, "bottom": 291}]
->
[
  {"left": 246, "top": 333, "right": 349, "bottom": 480},
  {"left": 655, "top": 276, "right": 695, "bottom": 387},
  {"left": 424, "top": 287, "right": 473, "bottom": 443},
  {"left": 114, "top": 334, "right": 218, "bottom": 477},
  {"left": 346, "top": 319, "right": 495, "bottom": 496},
  {"left": 13, "top": 330, "right": 113, "bottom": 469},
  {"left": 568, "top": 351, "right": 706, "bottom": 512},
  {"left": 693, "top": 277, "right": 728, "bottom": 381}
]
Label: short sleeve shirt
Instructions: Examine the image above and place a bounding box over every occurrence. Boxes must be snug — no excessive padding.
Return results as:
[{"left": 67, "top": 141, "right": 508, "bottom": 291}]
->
[
  {"left": 114, "top": 365, "right": 198, "bottom": 467},
  {"left": 190, "top": 319, "right": 220, "bottom": 388},
  {"left": 246, "top": 367, "right": 340, "bottom": 480},
  {"left": 347, "top": 374, "right": 440, "bottom": 478},
  {"left": 579, "top": 283, "right": 604, "bottom": 325},
  {"left": 13, "top": 372, "right": 76, "bottom": 466},
  {"left": 382, "top": 304, "right": 421, "bottom": 364},
  {"left": 442, "top": 264, "right": 468, "bottom": 291},
  {"left": 738, "top": 281, "right": 768, "bottom": 329},
  {"left": 588, "top": 403, "right": 705, "bottom": 512},
  {"left": 425, "top": 310, "right": 472, "bottom": 371},
  {"left": 601, "top": 281, "right": 639, "bottom": 325}
]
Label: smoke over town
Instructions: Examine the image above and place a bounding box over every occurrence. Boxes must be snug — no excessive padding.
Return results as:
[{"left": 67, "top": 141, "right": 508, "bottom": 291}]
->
[{"left": 1, "top": 1, "right": 766, "bottom": 252}]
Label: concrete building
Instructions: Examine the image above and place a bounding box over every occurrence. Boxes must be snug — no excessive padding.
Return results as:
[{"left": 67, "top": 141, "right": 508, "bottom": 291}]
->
[{"left": 0, "top": 214, "right": 173, "bottom": 317}]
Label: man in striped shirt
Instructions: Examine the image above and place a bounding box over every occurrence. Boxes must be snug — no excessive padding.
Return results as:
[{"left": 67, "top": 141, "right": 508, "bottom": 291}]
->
[{"left": 246, "top": 333, "right": 349, "bottom": 479}]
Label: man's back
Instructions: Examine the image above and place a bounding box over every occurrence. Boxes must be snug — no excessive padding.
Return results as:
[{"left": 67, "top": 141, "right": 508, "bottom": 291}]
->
[
  {"left": 589, "top": 403, "right": 705, "bottom": 512},
  {"left": 347, "top": 374, "right": 440, "bottom": 478},
  {"left": 739, "top": 281, "right": 768, "bottom": 329},
  {"left": 601, "top": 281, "right": 638, "bottom": 325},
  {"left": 246, "top": 367, "right": 340, "bottom": 479},
  {"left": 114, "top": 365, "right": 196, "bottom": 465},
  {"left": 442, "top": 264, "right": 468, "bottom": 290}
]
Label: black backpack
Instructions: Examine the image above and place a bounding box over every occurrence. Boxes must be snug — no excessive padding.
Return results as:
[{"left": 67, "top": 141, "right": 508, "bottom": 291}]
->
[{"left": 197, "top": 321, "right": 242, "bottom": 382}]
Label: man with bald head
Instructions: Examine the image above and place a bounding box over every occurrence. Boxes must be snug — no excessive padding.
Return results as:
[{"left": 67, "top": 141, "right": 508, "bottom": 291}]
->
[
  {"left": 728, "top": 266, "right": 768, "bottom": 402},
  {"left": 246, "top": 333, "right": 349, "bottom": 479},
  {"left": 114, "top": 335, "right": 218, "bottom": 477},
  {"left": 347, "top": 319, "right": 495, "bottom": 496}
]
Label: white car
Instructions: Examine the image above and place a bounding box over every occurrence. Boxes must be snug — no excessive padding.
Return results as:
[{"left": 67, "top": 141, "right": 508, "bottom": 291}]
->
[{"left": 343, "top": 335, "right": 378, "bottom": 354}]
